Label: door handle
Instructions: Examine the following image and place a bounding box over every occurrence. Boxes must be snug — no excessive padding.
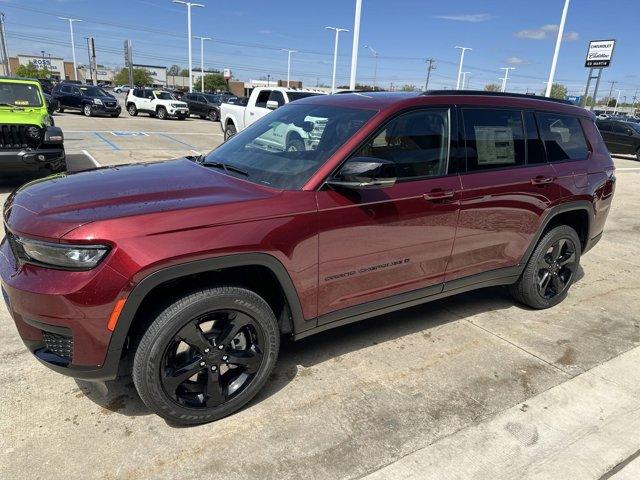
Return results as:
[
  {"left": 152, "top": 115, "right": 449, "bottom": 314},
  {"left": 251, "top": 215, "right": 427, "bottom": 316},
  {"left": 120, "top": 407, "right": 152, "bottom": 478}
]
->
[
  {"left": 423, "top": 190, "right": 455, "bottom": 201},
  {"left": 530, "top": 176, "right": 555, "bottom": 185}
]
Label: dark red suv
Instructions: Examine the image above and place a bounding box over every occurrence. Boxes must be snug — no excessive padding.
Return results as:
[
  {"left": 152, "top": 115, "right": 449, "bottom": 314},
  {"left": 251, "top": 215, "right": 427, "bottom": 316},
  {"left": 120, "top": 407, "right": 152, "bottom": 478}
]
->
[{"left": 1, "top": 91, "right": 615, "bottom": 424}]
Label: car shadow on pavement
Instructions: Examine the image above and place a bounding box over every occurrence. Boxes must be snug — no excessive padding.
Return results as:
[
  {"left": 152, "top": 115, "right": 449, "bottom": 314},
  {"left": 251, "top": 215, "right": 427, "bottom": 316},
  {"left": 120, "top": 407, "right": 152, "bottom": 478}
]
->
[{"left": 72, "top": 279, "right": 589, "bottom": 426}]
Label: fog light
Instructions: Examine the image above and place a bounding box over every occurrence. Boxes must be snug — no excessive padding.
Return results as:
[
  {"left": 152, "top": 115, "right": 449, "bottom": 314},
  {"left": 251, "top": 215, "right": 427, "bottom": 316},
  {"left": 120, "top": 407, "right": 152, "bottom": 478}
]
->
[{"left": 37, "top": 154, "right": 46, "bottom": 161}]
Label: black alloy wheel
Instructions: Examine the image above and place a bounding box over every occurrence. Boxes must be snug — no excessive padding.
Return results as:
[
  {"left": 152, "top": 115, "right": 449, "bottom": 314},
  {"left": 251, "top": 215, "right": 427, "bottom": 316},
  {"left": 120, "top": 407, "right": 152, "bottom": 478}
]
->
[
  {"left": 208, "top": 109, "right": 218, "bottom": 122},
  {"left": 536, "top": 238, "right": 577, "bottom": 299},
  {"left": 161, "top": 310, "right": 264, "bottom": 409},
  {"left": 133, "top": 286, "right": 279, "bottom": 425}
]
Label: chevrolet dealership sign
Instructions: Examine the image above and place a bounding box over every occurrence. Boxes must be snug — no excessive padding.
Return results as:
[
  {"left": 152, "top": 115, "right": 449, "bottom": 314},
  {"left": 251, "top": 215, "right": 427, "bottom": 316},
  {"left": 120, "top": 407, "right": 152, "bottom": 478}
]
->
[{"left": 585, "top": 39, "right": 616, "bottom": 68}]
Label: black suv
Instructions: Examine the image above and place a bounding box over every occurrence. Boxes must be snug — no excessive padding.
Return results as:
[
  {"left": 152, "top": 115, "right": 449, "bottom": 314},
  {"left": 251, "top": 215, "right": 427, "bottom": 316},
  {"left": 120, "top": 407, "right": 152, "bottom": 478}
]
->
[
  {"left": 597, "top": 119, "right": 640, "bottom": 160},
  {"left": 51, "top": 83, "right": 121, "bottom": 118},
  {"left": 182, "top": 92, "right": 226, "bottom": 121}
]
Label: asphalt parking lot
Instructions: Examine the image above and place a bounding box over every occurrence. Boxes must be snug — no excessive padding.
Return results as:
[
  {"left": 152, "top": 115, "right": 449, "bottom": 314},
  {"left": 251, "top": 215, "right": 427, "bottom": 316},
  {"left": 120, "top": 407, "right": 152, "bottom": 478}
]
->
[{"left": 1, "top": 112, "right": 640, "bottom": 479}]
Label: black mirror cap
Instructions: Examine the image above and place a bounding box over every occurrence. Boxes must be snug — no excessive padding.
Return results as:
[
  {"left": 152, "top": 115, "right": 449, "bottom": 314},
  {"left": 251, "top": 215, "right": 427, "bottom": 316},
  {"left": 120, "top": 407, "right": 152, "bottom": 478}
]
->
[
  {"left": 44, "top": 126, "right": 64, "bottom": 144},
  {"left": 327, "top": 157, "right": 397, "bottom": 190}
]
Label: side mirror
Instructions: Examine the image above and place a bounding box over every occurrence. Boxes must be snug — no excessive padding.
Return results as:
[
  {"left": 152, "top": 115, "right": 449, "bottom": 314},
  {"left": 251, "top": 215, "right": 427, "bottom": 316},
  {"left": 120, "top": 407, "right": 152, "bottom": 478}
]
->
[
  {"left": 628, "top": 129, "right": 634, "bottom": 136},
  {"left": 326, "top": 157, "right": 397, "bottom": 190},
  {"left": 266, "top": 100, "right": 279, "bottom": 110}
]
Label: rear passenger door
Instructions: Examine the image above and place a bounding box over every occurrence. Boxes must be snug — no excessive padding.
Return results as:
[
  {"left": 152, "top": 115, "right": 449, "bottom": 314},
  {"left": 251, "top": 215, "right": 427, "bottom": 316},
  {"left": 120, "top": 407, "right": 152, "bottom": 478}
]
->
[
  {"left": 445, "top": 108, "right": 559, "bottom": 282},
  {"left": 537, "top": 112, "right": 593, "bottom": 196}
]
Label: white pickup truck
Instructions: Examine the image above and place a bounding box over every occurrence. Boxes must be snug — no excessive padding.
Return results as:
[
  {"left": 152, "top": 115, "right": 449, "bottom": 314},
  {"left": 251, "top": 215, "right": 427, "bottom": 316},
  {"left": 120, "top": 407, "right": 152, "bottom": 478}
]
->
[{"left": 220, "top": 87, "right": 325, "bottom": 143}]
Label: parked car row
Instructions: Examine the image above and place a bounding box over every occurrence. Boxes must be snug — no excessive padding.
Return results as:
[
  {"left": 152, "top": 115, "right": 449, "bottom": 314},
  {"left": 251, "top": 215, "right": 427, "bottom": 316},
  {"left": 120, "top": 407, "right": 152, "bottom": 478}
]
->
[{"left": 597, "top": 118, "right": 640, "bottom": 160}]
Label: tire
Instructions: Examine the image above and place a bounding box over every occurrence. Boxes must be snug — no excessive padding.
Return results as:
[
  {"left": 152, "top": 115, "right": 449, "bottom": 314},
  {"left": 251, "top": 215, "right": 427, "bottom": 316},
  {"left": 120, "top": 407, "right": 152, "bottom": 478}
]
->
[
  {"left": 636, "top": 147, "right": 640, "bottom": 162},
  {"left": 224, "top": 123, "right": 237, "bottom": 141},
  {"left": 286, "top": 136, "right": 305, "bottom": 152},
  {"left": 111, "top": 112, "right": 120, "bottom": 118},
  {"left": 208, "top": 109, "right": 219, "bottom": 122},
  {"left": 157, "top": 107, "right": 168, "bottom": 120},
  {"left": 55, "top": 103, "right": 64, "bottom": 114},
  {"left": 509, "top": 225, "right": 581, "bottom": 309},
  {"left": 83, "top": 104, "right": 93, "bottom": 117},
  {"left": 178, "top": 114, "right": 187, "bottom": 121},
  {"left": 127, "top": 104, "right": 138, "bottom": 116},
  {"left": 132, "top": 286, "right": 279, "bottom": 425}
]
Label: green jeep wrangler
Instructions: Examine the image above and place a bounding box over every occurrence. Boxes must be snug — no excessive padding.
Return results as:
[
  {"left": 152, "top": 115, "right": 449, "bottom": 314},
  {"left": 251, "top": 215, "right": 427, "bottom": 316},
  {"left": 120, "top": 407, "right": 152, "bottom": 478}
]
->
[{"left": 0, "top": 77, "right": 65, "bottom": 176}]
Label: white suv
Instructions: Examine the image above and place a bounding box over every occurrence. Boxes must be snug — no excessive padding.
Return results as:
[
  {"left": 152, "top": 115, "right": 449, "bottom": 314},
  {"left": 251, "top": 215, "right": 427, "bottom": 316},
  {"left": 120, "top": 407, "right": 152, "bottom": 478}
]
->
[{"left": 126, "top": 88, "right": 189, "bottom": 120}]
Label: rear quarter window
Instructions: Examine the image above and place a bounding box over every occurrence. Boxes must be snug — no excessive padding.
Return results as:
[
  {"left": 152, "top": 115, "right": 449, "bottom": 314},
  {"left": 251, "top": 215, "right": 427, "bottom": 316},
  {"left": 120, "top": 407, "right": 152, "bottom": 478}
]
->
[{"left": 537, "top": 113, "right": 589, "bottom": 162}]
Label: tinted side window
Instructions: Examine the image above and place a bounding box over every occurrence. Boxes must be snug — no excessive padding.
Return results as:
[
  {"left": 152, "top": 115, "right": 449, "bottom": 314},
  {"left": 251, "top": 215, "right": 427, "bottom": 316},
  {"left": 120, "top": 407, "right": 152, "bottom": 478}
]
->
[
  {"left": 60, "top": 85, "right": 71, "bottom": 94},
  {"left": 524, "top": 111, "right": 546, "bottom": 164},
  {"left": 269, "top": 91, "right": 286, "bottom": 107},
  {"left": 537, "top": 113, "right": 589, "bottom": 162},
  {"left": 354, "top": 109, "right": 450, "bottom": 180},
  {"left": 183, "top": 93, "right": 193, "bottom": 101},
  {"left": 71, "top": 87, "right": 81, "bottom": 96},
  {"left": 463, "top": 109, "right": 525, "bottom": 171},
  {"left": 255, "top": 90, "right": 271, "bottom": 108},
  {"left": 612, "top": 122, "right": 629, "bottom": 134},
  {"left": 596, "top": 121, "right": 611, "bottom": 132}
]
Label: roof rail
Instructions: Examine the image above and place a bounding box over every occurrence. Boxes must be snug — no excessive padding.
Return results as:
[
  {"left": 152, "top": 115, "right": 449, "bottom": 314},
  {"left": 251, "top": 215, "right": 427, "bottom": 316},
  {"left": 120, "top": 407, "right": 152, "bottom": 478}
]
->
[{"left": 422, "top": 90, "right": 574, "bottom": 105}]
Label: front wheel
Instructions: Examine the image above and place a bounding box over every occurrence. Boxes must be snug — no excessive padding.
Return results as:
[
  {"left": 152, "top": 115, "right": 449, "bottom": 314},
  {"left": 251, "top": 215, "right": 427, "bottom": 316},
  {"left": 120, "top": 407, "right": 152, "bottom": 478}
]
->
[
  {"left": 208, "top": 109, "right": 219, "bottom": 122},
  {"left": 510, "top": 225, "right": 581, "bottom": 309},
  {"left": 636, "top": 147, "right": 640, "bottom": 162},
  {"left": 132, "top": 287, "right": 279, "bottom": 425},
  {"left": 83, "top": 104, "right": 93, "bottom": 117},
  {"left": 157, "top": 107, "right": 168, "bottom": 120},
  {"left": 127, "top": 104, "right": 138, "bottom": 116},
  {"left": 224, "top": 124, "right": 237, "bottom": 141}
]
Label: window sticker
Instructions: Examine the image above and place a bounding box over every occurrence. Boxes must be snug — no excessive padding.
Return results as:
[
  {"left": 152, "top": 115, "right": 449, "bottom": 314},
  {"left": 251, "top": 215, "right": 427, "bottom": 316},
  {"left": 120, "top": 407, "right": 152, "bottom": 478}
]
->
[
  {"left": 474, "top": 126, "right": 516, "bottom": 164},
  {"left": 14, "top": 100, "right": 29, "bottom": 106}
]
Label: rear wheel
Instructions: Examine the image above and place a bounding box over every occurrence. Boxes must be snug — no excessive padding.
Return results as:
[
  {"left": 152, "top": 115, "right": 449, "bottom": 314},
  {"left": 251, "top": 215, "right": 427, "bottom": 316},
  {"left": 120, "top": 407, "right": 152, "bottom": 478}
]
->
[
  {"left": 132, "top": 287, "right": 279, "bottom": 425},
  {"left": 208, "top": 109, "right": 219, "bottom": 122},
  {"left": 224, "top": 123, "right": 237, "bottom": 141},
  {"left": 286, "top": 136, "right": 304, "bottom": 152},
  {"left": 510, "top": 225, "right": 581, "bottom": 309},
  {"left": 83, "top": 104, "right": 93, "bottom": 117},
  {"left": 636, "top": 147, "right": 640, "bottom": 161},
  {"left": 127, "top": 104, "right": 138, "bottom": 116},
  {"left": 157, "top": 107, "right": 168, "bottom": 120}
]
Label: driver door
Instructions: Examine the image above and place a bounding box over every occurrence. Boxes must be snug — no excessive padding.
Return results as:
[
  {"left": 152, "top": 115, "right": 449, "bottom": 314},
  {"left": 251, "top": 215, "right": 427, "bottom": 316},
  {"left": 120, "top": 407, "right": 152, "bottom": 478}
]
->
[{"left": 316, "top": 108, "right": 461, "bottom": 320}]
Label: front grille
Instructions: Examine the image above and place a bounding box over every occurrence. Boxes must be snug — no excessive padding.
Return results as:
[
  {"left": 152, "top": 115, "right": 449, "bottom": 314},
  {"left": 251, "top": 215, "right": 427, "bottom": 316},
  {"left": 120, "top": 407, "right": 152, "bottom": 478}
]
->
[
  {"left": 42, "top": 331, "right": 73, "bottom": 362},
  {"left": 0, "top": 125, "right": 41, "bottom": 149},
  {"left": 104, "top": 101, "right": 117, "bottom": 108}
]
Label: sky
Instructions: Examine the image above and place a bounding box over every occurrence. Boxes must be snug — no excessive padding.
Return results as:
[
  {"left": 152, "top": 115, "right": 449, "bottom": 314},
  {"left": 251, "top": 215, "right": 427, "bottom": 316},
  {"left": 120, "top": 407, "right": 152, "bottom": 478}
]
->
[{"left": 2, "top": 0, "right": 639, "bottom": 100}]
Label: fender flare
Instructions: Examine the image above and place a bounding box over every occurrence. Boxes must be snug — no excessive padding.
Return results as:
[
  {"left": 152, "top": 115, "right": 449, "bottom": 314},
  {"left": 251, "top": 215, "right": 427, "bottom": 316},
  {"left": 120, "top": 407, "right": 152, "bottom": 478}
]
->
[
  {"left": 106, "top": 253, "right": 306, "bottom": 359},
  {"left": 519, "top": 200, "right": 594, "bottom": 266}
]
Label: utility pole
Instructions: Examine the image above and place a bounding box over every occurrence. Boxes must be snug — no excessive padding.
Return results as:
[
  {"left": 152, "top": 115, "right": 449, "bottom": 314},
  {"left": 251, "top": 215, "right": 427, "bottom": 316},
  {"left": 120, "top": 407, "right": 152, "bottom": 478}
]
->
[
  {"left": 59, "top": 17, "right": 82, "bottom": 81},
  {"left": 172, "top": 1, "right": 204, "bottom": 93},
  {"left": 85, "top": 38, "right": 93, "bottom": 84},
  {"left": 193, "top": 35, "right": 211, "bottom": 92},
  {"left": 613, "top": 89, "right": 621, "bottom": 115},
  {"left": 349, "top": 0, "right": 363, "bottom": 90},
  {"left": 545, "top": 0, "right": 570, "bottom": 97},
  {"left": 607, "top": 80, "right": 617, "bottom": 103},
  {"left": 455, "top": 46, "right": 471, "bottom": 90},
  {"left": 632, "top": 88, "right": 638, "bottom": 116},
  {"left": 501, "top": 67, "right": 515, "bottom": 92},
  {"left": 363, "top": 44, "right": 378, "bottom": 89},
  {"left": 326, "top": 26, "right": 349, "bottom": 94},
  {"left": 425, "top": 58, "right": 436, "bottom": 91},
  {"left": 0, "top": 13, "right": 9, "bottom": 76},
  {"left": 281, "top": 49, "right": 296, "bottom": 87}
]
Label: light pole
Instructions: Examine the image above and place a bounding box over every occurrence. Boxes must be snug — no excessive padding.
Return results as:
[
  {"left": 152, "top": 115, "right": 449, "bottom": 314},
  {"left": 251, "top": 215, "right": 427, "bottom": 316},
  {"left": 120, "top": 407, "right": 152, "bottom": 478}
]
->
[
  {"left": 613, "top": 90, "right": 622, "bottom": 115},
  {"left": 326, "top": 27, "right": 349, "bottom": 94},
  {"left": 58, "top": 17, "right": 82, "bottom": 81},
  {"left": 455, "top": 46, "right": 471, "bottom": 90},
  {"left": 461, "top": 71, "right": 471, "bottom": 90},
  {"left": 172, "top": 1, "right": 204, "bottom": 93},
  {"left": 545, "top": 0, "right": 570, "bottom": 97},
  {"left": 281, "top": 49, "right": 297, "bottom": 87},
  {"left": 363, "top": 44, "right": 378, "bottom": 89},
  {"left": 349, "top": 0, "right": 363, "bottom": 90},
  {"left": 193, "top": 35, "right": 211, "bottom": 92},
  {"left": 500, "top": 67, "right": 515, "bottom": 92}
]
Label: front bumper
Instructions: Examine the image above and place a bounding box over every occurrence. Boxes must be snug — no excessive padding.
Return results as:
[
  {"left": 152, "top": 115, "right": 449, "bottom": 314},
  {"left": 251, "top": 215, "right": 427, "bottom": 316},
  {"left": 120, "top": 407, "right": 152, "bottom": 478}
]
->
[
  {"left": 167, "top": 107, "right": 189, "bottom": 117},
  {"left": 0, "top": 237, "right": 129, "bottom": 381},
  {"left": 90, "top": 104, "right": 121, "bottom": 116},
  {"left": 0, "top": 146, "right": 66, "bottom": 175}
]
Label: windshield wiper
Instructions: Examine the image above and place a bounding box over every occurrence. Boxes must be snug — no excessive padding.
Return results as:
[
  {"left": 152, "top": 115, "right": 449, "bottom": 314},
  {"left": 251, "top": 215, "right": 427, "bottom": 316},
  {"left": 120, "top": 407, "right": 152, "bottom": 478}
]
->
[
  {"left": 0, "top": 103, "right": 24, "bottom": 108},
  {"left": 201, "top": 161, "right": 249, "bottom": 177}
]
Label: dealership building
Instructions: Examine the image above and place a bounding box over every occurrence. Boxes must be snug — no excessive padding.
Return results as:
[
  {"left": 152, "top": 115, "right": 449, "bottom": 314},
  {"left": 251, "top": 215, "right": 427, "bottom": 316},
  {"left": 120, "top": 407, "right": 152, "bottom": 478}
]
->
[{"left": 5, "top": 54, "right": 78, "bottom": 81}]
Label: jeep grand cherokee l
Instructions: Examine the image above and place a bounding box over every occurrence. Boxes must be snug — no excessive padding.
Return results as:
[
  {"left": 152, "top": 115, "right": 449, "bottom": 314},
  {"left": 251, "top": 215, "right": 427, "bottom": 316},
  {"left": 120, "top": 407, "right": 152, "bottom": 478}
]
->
[{"left": 1, "top": 91, "right": 615, "bottom": 425}]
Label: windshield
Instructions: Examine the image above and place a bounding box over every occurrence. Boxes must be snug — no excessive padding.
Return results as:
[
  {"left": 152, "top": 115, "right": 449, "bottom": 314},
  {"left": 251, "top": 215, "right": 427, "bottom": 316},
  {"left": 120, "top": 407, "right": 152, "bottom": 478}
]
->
[
  {"left": 204, "top": 103, "right": 376, "bottom": 189},
  {"left": 287, "top": 92, "right": 323, "bottom": 102},
  {"left": 627, "top": 122, "right": 640, "bottom": 133},
  {"left": 154, "top": 91, "right": 173, "bottom": 100},
  {"left": 80, "top": 86, "right": 108, "bottom": 97},
  {"left": 0, "top": 82, "right": 43, "bottom": 107}
]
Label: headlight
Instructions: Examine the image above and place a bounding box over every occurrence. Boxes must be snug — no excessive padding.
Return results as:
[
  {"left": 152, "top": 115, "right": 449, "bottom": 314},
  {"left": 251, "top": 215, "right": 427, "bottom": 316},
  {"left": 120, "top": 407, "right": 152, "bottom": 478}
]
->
[
  {"left": 15, "top": 236, "right": 109, "bottom": 270},
  {"left": 26, "top": 126, "right": 42, "bottom": 141},
  {"left": 171, "top": 103, "right": 186, "bottom": 108},
  {"left": 93, "top": 98, "right": 103, "bottom": 105}
]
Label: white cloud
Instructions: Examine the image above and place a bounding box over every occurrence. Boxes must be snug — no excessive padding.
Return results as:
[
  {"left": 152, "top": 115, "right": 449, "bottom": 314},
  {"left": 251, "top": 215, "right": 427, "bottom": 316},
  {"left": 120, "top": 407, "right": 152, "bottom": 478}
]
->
[
  {"left": 506, "top": 57, "right": 525, "bottom": 65},
  {"left": 258, "top": 30, "right": 273, "bottom": 35},
  {"left": 435, "top": 13, "right": 491, "bottom": 22},
  {"left": 516, "top": 24, "right": 579, "bottom": 41}
]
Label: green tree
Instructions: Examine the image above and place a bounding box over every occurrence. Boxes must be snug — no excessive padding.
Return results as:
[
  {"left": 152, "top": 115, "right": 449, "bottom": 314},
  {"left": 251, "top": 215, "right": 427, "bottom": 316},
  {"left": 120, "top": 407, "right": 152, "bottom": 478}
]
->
[
  {"left": 194, "top": 73, "right": 228, "bottom": 92},
  {"left": 167, "top": 64, "right": 180, "bottom": 76},
  {"left": 114, "top": 68, "right": 153, "bottom": 87},
  {"left": 544, "top": 83, "right": 568, "bottom": 100},
  {"left": 400, "top": 84, "right": 417, "bottom": 92},
  {"left": 15, "top": 62, "right": 51, "bottom": 79},
  {"left": 484, "top": 83, "right": 501, "bottom": 92},
  {"left": 179, "top": 69, "right": 190, "bottom": 77}
]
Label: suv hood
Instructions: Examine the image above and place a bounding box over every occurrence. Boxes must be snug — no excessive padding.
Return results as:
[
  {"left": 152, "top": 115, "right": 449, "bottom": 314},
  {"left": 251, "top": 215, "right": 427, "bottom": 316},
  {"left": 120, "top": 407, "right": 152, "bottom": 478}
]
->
[
  {"left": 4, "top": 158, "right": 280, "bottom": 239},
  {"left": 0, "top": 107, "right": 46, "bottom": 126}
]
